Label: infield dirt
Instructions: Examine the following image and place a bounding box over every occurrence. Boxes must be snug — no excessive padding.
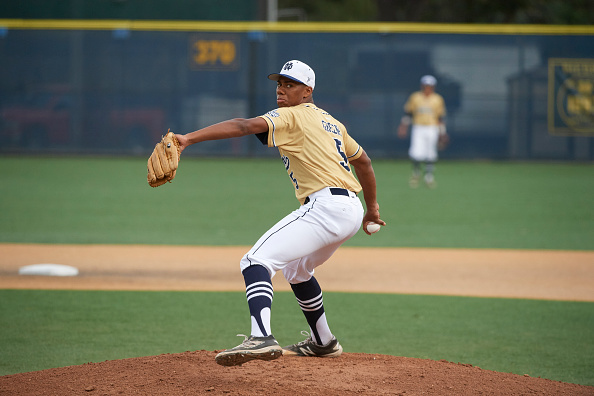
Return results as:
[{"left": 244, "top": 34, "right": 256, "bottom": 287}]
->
[
  {"left": 1, "top": 244, "right": 592, "bottom": 301},
  {"left": 1, "top": 243, "right": 593, "bottom": 395}
]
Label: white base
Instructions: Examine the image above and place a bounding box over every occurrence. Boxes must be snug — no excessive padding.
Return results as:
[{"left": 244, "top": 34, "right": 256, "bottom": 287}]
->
[{"left": 19, "top": 264, "right": 79, "bottom": 277}]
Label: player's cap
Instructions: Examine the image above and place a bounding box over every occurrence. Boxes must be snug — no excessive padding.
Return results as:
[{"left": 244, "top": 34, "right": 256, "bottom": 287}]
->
[
  {"left": 268, "top": 60, "right": 315, "bottom": 90},
  {"left": 420, "top": 75, "right": 437, "bottom": 86}
]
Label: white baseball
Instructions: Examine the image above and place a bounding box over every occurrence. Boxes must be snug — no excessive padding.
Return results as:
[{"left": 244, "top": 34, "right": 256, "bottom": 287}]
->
[{"left": 366, "top": 222, "right": 381, "bottom": 234}]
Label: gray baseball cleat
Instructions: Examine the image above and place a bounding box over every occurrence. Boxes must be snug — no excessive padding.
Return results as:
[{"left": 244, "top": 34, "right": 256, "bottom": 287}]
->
[
  {"left": 282, "top": 331, "right": 343, "bottom": 357},
  {"left": 424, "top": 173, "right": 436, "bottom": 188},
  {"left": 215, "top": 334, "right": 282, "bottom": 366}
]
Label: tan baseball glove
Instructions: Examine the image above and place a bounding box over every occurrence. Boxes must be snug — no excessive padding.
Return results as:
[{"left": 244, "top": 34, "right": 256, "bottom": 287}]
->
[{"left": 147, "top": 130, "right": 181, "bottom": 187}]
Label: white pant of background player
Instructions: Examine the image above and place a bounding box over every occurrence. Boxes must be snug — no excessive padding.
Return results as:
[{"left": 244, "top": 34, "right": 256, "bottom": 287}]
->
[
  {"left": 408, "top": 124, "right": 440, "bottom": 162},
  {"left": 241, "top": 187, "right": 363, "bottom": 283}
]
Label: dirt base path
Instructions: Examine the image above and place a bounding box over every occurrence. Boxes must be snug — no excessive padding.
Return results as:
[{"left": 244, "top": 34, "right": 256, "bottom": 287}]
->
[
  {"left": 1, "top": 244, "right": 593, "bottom": 301},
  {"left": 1, "top": 243, "right": 593, "bottom": 395}
]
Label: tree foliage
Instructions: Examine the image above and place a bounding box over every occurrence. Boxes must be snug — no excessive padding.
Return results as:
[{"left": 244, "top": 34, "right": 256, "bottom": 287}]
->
[{"left": 278, "top": 0, "right": 594, "bottom": 24}]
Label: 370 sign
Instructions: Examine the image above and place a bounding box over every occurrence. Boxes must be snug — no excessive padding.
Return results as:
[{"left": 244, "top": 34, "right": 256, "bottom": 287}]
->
[{"left": 190, "top": 36, "right": 239, "bottom": 70}]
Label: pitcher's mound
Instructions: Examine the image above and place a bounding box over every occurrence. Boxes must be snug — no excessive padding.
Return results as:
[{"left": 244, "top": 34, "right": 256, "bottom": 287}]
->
[{"left": 1, "top": 351, "right": 591, "bottom": 395}]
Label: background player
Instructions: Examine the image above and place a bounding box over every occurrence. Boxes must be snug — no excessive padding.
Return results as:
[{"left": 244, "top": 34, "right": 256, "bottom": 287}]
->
[
  {"left": 397, "top": 75, "right": 448, "bottom": 188},
  {"left": 174, "top": 60, "right": 385, "bottom": 366}
]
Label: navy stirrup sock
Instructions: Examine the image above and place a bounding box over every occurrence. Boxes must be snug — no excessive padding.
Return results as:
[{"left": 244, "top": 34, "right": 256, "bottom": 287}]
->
[
  {"left": 291, "top": 276, "right": 326, "bottom": 344},
  {"left": 242, "top": 265, "right": 273, "bottom": 337}
]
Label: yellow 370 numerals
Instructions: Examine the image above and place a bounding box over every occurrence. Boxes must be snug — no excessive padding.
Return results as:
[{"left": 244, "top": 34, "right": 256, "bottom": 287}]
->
[{"left": 190, "top": 38, "right": 238, "bottom": 70}]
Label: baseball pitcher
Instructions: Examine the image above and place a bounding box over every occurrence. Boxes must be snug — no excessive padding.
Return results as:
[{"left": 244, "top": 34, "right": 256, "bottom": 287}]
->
[{"left": 165, "top": 60, "right": 385, "bottom": 366}]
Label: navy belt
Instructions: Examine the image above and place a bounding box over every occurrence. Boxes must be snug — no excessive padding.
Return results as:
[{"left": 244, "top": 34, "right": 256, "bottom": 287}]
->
[{"left": 304, "top": 188, "right": 350, "bottom": 204}]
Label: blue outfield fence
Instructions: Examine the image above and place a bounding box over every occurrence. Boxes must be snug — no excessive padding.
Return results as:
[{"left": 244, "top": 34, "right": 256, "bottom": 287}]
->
[{"left": 0, "top": 20, "right": 593, "bottom": 160}]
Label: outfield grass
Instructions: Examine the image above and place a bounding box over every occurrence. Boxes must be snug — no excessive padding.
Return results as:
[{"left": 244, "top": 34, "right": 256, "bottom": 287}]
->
[
  {"left": 1, "top": 290, "right": 592, "bottom": 386},
  {"left": 1, "top": 157, "right": 593, "bottom": 384},
  {"left": 1, "top": 156, "right": 593, "bottom": 249}
]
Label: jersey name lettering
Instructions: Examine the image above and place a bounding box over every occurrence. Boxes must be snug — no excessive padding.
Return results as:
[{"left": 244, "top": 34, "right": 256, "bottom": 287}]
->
[{"left": 322, "top": 121, "right": 341, "bottom": 136}]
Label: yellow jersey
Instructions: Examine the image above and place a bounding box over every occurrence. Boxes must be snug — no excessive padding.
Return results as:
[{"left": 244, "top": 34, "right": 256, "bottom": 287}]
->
[
  {"left": 259, "top": 103, "right": 363, "bottom": 204},
  {"left": 404, "top": 91, "right": 446, "bottom": 126}
]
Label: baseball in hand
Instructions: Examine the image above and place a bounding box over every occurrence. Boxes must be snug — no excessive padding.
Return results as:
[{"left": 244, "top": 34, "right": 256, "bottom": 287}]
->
[{"left": 366, "top": 222, "right": 381, "bottom": 234}]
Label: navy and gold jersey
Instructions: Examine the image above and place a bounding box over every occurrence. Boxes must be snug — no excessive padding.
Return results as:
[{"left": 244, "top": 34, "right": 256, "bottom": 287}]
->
[
  {"left": 258, "top": 103, "right": 363, "bottom": 204},
  {"left": 404, "top": 91, "right": 446, "bottom": 126}
]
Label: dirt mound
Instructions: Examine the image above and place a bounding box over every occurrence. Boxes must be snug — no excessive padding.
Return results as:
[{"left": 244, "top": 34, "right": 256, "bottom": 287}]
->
[{"left": 1, "top": 351, "right": 591, "bottom": 395}]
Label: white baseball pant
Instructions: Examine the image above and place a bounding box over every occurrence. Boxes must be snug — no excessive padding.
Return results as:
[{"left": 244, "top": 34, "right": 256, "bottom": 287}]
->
[
  {"left": 409, "top": 124, "right": 440, "bottom": 162},
  {"left": 240, "top": 187, "right": 364, "bottom": 284}
]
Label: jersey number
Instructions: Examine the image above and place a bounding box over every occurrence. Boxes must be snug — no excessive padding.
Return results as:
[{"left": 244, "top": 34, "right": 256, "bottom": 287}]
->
[
  {"left": 282, "top": 155, "right": 299, "bottom": 189},
  {"left": 334, "top": 139, "right": 351, "bottom": 172}
]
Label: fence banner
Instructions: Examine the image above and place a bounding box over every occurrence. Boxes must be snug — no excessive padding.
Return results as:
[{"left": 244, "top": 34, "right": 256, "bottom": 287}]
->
[{"left": 548, "top": 58, "right": 594, "bottom": 136}]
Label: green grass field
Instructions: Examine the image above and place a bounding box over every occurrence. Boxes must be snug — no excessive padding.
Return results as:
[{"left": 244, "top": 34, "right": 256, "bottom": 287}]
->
[
  {"left": 1, "top": 156, "right": 593, "bottom": 249},
  {"left": 1, "top": 290, "right": 593, "bottom": 385},
  {"left": 1, "top": 157, "right": 593, "bottom": 385}
]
